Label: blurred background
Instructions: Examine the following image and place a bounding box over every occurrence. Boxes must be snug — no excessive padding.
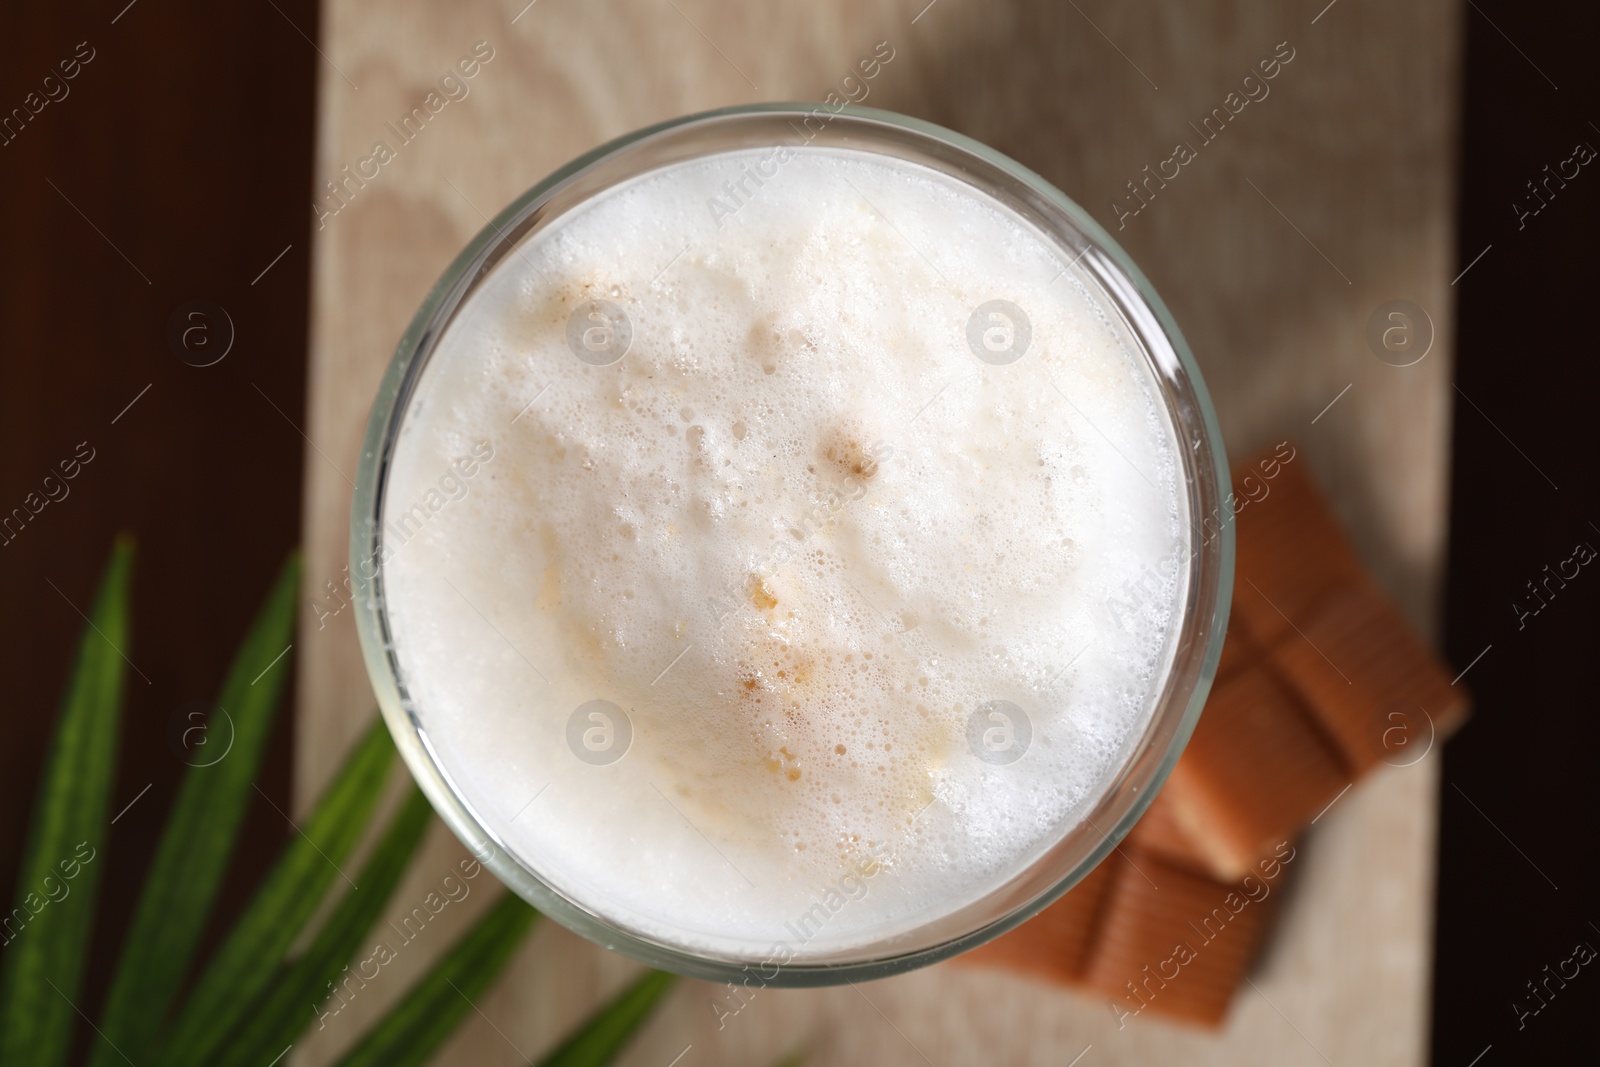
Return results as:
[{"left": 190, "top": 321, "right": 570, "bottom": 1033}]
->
[{"left": 1, "top": 0, "right": 1596, "bottom": 1063}]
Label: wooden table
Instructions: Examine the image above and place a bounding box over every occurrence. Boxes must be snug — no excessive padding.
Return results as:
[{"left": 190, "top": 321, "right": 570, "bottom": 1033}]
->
[{"left": 296, "top": 1, "right": 1461, "bottom": 1063}]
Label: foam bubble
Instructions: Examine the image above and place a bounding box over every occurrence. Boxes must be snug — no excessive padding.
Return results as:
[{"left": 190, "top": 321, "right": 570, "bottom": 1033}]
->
[{"left": 381, "top": 147, "right": 1189, "bottom": 960}]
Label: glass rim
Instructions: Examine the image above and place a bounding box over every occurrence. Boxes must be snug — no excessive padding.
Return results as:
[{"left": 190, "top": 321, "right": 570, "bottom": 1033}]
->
[{"left": 350, "top": 101, "right": 1235, "bottom": 986}]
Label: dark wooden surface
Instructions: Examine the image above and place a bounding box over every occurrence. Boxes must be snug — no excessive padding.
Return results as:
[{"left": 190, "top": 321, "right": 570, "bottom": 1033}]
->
[
  {"left": 0, "top": 0, "right": 316, "bottom": 1052},
  {"left": 1436, "top": 1, "right": 1600, "bottom": 1061}
]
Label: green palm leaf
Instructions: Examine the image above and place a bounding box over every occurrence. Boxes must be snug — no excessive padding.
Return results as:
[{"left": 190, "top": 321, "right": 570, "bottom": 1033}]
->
[
  {"left": 87, "top": 553, "right": 300, "bottom": 1067},
  {"left": 0, "top": 536, "right": 133, "bottom": 1067},
  {"left": 330, "top": 890, "right": 539, "bottom": 1067},
  {"left": 156, "top": 716, "right": 398, "bottom": 1067},
  {"left": 5, "top": 538, "right": 675, "bottom": 1067},
  {"left": 209, "top": 784, "right": 435, "bottom": 1067},
  {"left": 535, "top": 970, "right": 676, "bottom": 1067}
]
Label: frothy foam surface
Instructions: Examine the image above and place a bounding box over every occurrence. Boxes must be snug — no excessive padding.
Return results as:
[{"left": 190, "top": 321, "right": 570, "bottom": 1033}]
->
[{"left": 380, "top": 147, "right": 1189, "bottom": 960}]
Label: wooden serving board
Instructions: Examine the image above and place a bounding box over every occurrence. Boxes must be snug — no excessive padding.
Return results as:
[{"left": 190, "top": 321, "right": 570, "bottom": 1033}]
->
[{"left": 296, "top": 1, "right": 1461, "bottom": 1063}]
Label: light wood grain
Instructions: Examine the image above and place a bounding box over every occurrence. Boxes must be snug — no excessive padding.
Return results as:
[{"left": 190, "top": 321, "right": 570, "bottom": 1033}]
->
[{"left": 296, "top": 1, "right": 1462, "bottom": 1063}]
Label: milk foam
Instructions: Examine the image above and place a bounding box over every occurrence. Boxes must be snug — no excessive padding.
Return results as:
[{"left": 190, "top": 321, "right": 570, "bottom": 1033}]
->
[{"left": 380, "top": 147, "right": 1189, "bottom": 960}]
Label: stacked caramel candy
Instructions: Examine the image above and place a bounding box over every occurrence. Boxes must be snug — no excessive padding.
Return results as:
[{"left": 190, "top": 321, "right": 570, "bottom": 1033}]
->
[{"left": 960, "top": 445, "right": 1470, "bottom": 1026}]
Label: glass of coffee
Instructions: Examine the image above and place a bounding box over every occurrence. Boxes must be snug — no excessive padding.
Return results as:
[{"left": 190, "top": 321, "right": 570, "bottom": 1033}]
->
[{"left": 350, "top": 104, "right": 1233, "bottom": 985}]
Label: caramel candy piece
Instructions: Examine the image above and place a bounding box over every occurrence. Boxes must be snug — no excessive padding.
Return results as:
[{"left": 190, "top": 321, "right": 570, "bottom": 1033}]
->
[
  {"left": 952, "top": 441, "right": 1471, "bottom": 1028},
  {"left": 1161, "top": 668, "right": 1347, "bottom": 881},
  {"left": 1228, "top": 450, "right": 1363, "bottom": 647},
  {"left": 958, "top": 857, "right": 1116, "bottom": 983},
  {"left": 1272, "top": 582, "right": 1470, "bottom": 773},
  {"left": 1127, "top": 790, "right": 1212, "bottom": 874},
  {"left": 1082, "top": 847, "right": 1289, "bottom": 1027}
]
